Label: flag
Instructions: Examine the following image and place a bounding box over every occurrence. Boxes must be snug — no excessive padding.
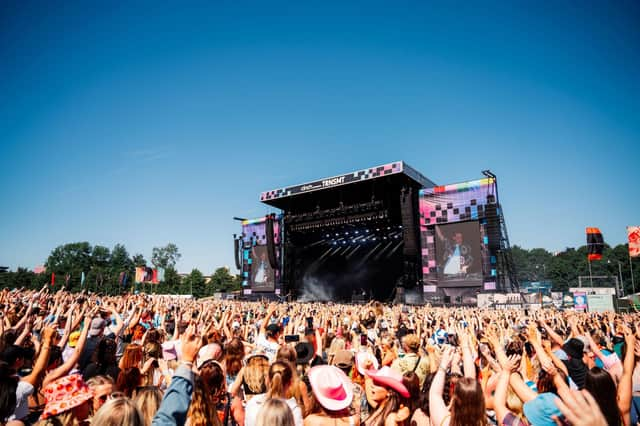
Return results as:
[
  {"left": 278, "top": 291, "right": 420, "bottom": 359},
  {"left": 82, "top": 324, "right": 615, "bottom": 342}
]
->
[
  {"left": 135, "top": 267, "right": 145, "bottom": 283},
  {"left": 586, "top": 227, "right": 604, "bottom": 261},
  {"left": 144, "top": 267, "right": 153, "bottom": 283},
  {"left": 51, "top": 272, "right": 55, "bottom": 287},
  {"left": 81, "top": 271, "right": 86, "bottom": 286},
  {"left": 157, "top": 267, "right": 165, "bottom": 283},
  {"left": 118, "top": 271, "right": 125, "bottom": 286},
  {"left": 65, "top": 273, "right": 70, "bottom": 286},
  {"left": 122, "top": 272, "right": 128, "bottom": 287},
  {"left": 628, "top": 226, "right": 640, "bottom": 258},
  {"left": 34, "top": 265, "right": 46, "bottom": 274}
]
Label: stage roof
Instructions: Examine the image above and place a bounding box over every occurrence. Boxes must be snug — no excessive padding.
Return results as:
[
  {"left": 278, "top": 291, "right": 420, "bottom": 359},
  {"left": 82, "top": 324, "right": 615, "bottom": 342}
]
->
[{"left": 260, "top": 161, "right": 436, "bottom": 209}]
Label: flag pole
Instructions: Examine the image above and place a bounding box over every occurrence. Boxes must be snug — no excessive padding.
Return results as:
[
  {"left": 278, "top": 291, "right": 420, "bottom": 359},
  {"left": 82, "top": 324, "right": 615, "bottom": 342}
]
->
[
  {"left": 630, "top": 254, "right": 636, "bottom": 294},
  {"left": 588, "top": 259, "right": 593, "bottom": 287}
]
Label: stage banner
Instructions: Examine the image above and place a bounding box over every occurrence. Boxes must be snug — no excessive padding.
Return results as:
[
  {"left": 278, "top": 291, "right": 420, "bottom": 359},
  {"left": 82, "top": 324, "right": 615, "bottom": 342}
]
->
[
  {"left": 586, "top": 227, "right": 604, "bottom": 261},
  {"left": 628, "top": 226, "right": 640, "bottom": 258},
  {"left": 135, "top": 267, "right": 145, "bottom": 283},
  {"left": 573, "top": 292, "right": 587, "bottom": 311}
]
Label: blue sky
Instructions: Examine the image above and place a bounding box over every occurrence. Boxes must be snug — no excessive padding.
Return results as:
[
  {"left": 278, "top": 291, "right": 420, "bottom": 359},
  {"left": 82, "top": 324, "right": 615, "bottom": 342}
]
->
[{"left": 1, "top": 1, "right": 639, "bottom": 274}]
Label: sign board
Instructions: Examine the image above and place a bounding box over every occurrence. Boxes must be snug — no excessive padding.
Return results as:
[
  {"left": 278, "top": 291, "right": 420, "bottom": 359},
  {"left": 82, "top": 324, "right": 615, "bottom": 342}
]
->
[
  {"left": 573, "top": 292, "right": 587, "bottom": 311},
  {"left": 587, "top": 294, "right": 615, "bottom": 312}
]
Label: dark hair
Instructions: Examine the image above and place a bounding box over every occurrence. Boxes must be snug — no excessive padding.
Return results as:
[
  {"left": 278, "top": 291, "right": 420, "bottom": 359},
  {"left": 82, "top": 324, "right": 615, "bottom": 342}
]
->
[
  {"left": 117, "top": 367, "right": 142, "bottom": 397},
  {"left": 402, "top": 372, "right": 420, "bottom": 413},
  {"left": 450, "top": 377, "right": 486, "bottom": 426},
  {"left": 224, "top": 338, "right": 245, "bottom": 377},
  {"left": 585, "top": 368, "right": 619, "bottom": 426},
  {"left": 418, "top": 372, "right": 437, "bottom": 415},
  {"left": 0, "top": 361, "right": 18, "bottom": 422}
]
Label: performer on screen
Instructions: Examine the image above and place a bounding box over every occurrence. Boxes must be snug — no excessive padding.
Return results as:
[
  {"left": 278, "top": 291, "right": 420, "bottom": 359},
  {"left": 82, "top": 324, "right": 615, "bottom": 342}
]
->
[
  {"left": 436, "top": 228, "right": 473, "bottom": 276},
  {"left": 253, "top": 248, "right": 269, "bottom": 285}
]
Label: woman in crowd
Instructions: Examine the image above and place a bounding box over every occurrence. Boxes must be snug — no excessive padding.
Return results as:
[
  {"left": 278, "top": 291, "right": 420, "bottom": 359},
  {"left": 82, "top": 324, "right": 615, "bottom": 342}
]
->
[
  {"left": 92, "top": 397, "right": 145, "bottom": 426},
  {"left": 36, "top": 374, "right": 94, "bottom": 426},
  {"left": 134, "top": 387, "right": 164, "bottom": 426},
  {"left": 364, "top": 366, "right": 410, "bottom": 426},
  {"left": 244, "top": 361, "right": 304, "bottom": 426},
  {"left": 255, "top": 398, "right": 295, "bottom": 426},
  {"left": 304, "top": 365, "right": 357, "bottom": 426},
  {"left": 230, "top": 354, "right": 270, "bottom": 402}
]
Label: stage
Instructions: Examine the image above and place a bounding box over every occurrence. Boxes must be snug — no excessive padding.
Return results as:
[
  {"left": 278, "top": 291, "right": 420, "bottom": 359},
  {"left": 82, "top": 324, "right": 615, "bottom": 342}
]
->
[{"left": 234, "top": 162, "right": 518, "bottom": 304}]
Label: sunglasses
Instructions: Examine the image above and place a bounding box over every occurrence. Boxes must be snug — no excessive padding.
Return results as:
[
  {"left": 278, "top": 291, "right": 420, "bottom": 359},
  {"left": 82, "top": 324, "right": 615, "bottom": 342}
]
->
[{"left": 98, "top": 392, "right": 125, "bottom": 402}]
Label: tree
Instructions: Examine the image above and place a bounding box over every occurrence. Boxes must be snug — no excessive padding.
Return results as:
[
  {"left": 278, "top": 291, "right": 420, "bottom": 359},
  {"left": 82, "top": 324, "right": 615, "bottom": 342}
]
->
[
  {"left": 151, "top": 243, "right": 181, "bottom": 269},
  {"left": 183, "top": 269, "right": 205, "bottom": 298},
  {"left": 209, "top": 267, "right": 237, "bottom": 293},
  {"left": 132, "top": 254, "right": 147, "bottom": 267}
]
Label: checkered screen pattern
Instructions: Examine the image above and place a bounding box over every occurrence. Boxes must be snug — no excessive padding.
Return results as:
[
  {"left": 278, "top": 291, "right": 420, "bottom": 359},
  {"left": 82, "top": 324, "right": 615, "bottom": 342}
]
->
[
  {"left": 260, "top": 162, "right": 403, "bottom": 201},
  {"left": 419, "top": 178, "right": 498, "bottom": 291}
]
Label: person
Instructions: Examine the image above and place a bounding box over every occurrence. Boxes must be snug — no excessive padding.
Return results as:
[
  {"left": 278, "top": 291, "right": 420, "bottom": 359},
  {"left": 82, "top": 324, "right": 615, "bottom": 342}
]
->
[
  {"left": 186, "top": 359, "right": 237, "bottom": 426},
  {"left": 92, "top": 397, "right": 145, "bottom": 426},
  {"left": 36, "top": 374, "right": 94, "bottom": 426},
  {"left": 152, "top": 324, "right": 202, "bottom": 426},
  {"left": 134, "top": 387, "right": 164, "bottom": 426},
  {"left": 304, "top": 365, "right": 357, "bottom": 426},
  {"left": 244, "top": 361, "right": 303, "bottom": 426},
  {"left": 229, "top": 353, "right": 269, "bottom": 402},
  {"left": 255, "top": 398, "right": 295, "bottom": 426},
  {"left": 429, "top": 347, "right": 486, "bottom": 426},
  {"left": 363, "top": 366, "right": 410, "bottom": 426},
  {"left": 257, "top": 304, "right": 281, "bottom": 361},
  {"left": 83, "top": 338, "right": 120, "bottom": 381},
  {"left": 436, "top": 227, "right": 473, "bottom": 276},
  {"left": 0, "top": 361, "right": 18, "bottom": 426},
  {"left": 390, "top": 334, "right": 430, "bottom": 387},
  {"left": 86, "top": 375, "right": 118, "bottom": 413}
]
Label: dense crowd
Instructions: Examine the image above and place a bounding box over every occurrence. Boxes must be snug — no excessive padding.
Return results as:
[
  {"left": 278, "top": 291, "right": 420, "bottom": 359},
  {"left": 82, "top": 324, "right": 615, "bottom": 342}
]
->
[{"left": 0, "top": 287, "right": 638, "bottom": 426}]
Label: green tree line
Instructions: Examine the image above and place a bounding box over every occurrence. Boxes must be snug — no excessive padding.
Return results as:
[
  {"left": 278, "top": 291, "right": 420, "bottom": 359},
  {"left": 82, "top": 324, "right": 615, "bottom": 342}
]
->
[
  {"left": 0, "top": 242, "right": 242, "bottom": 298},
  {"left": 512, "top": 243, "right": 639, "bottom": 293}
]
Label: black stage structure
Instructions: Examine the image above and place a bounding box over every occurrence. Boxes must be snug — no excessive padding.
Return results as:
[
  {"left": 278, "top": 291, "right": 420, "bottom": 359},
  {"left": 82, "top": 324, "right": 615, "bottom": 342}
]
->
[{"left": 235, "top": 162, "right": 519, "bottom": 304}]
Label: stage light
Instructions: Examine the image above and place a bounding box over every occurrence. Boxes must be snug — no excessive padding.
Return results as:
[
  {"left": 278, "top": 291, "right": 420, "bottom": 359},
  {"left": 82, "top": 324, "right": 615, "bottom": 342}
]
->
[
  {"left": 376, "top": 228, "right": 380, "bottom": 231},
  {"left": 372, "top": 237, "right": 377, "bottom": 241},
  {"left": 366, "top": 229, "right": 370, "bottom": 233},
  {"left": 384, "top": 236, "right": 388, "bottom": 240},
  {"left": 335, "top": 233, "right": 339, "bottom": 236},
  {"left": 345, "top": 231, "right": 349, "bottom": 235},
  {"left": 355, "top": 230, "right": 359, "bottom": 234}
]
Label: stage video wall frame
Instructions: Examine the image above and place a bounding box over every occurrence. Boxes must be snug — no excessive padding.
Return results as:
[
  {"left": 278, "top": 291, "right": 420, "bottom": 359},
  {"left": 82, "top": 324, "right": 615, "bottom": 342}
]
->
[
  {"left": 240, "top": 216, "right": 282, "bottom": 294},
  {"left": 419, "top": 178, "right": 499, "bottom": 294}
]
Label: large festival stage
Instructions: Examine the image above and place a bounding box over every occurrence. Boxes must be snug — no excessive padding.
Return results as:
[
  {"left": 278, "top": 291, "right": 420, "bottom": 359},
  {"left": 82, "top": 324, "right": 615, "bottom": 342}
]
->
[{"left": 234, "top": 162, "right": 518, "bottom": 304}]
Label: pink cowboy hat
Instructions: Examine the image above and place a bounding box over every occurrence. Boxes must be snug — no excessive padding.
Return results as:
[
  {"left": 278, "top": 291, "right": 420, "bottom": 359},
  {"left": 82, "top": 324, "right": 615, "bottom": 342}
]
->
[
  {"left": 40, "top": 374, "right": 94, "bottom": 419},
  {"left": 308, "top": 365, "right": 354, "bottom": 411},
  {"left": 355, "top": 351, "right": 379, "bottom": 376},
  {"left": 365, "top": 366, "right": 410, "bottom": 398}
]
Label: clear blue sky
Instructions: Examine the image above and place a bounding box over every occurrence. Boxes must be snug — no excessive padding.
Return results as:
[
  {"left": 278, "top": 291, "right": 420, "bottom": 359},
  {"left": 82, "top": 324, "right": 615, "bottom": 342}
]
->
[{"left": 1, "top": 1, "right": 639, "bottom": 274}]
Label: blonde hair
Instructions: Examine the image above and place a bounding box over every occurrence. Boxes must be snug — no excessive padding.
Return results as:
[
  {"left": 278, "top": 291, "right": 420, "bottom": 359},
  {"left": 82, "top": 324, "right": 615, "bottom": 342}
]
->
[
  {"left": 35, "top": 411, "right": 80, "bottom": 426},
  {"left": 244, "top": 356, "right": 269, "bottom": 395},
  {"left": 134, "top": 387, "right": 163, "bottom": 426},
  {"left": 92, "top": 397, "right": 144, "bottom": 426},
  {"left": 255, "top": 398, "right": 295, "bottom": 426}
]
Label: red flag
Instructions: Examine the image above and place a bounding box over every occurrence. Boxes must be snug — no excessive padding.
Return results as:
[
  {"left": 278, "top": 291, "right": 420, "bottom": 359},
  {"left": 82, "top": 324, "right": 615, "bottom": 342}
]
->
[
  {"left": 51, "top": 272, "right": 55, "bottom": 287},
  {"left": 586, "top": 227, "right": 604, "bottom": 261},
  {"left": 152, "top": 269, "right": 158, "bottom": 284},
  {"left": 628, "top": 226, "right": 640, "bottom": 258}
]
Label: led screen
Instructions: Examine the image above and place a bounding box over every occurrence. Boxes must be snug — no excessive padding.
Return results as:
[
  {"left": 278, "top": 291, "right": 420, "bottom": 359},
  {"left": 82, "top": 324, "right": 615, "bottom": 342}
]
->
[
  {"left": 251, "top": 245, "right": 275, "bottom": 292},
  {"left": 435, "top": 221, "right": 483, "bottom": 287}
]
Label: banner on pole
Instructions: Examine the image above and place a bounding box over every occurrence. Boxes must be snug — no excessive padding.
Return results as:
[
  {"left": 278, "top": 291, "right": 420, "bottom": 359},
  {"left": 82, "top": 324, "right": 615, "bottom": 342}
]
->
[
  {"left": 628, "top": 226, "right": 640, "bottom": 258},
  {"left": 586, "top": 227, "right": 604, "bottom": 261}
]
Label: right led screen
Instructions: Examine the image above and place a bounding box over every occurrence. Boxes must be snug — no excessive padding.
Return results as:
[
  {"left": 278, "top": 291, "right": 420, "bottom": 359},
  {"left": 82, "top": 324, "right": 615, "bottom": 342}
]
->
[{"left": 435, "top": 221, "right": 483, "bottom": 287}]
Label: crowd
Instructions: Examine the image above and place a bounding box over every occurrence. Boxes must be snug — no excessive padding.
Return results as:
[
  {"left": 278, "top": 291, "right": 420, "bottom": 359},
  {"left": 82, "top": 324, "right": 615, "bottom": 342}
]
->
[{"left": 1, "top": 287, "right": 639, "bottom": 426}]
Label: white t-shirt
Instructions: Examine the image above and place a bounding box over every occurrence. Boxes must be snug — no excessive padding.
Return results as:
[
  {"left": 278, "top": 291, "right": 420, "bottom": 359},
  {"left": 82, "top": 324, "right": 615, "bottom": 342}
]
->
[
  {"left": 256, "top": 333, "right": 279, "bottom": 362},
  {"left": 10, "top": 380, "right": 34, "bottom": 420},
  {"left": 244, "top": 394, "right": 303, "bottom": 426}
]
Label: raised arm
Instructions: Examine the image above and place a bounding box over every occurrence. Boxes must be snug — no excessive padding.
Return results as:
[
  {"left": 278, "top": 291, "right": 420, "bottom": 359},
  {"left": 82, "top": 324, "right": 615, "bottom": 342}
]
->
[
  {"left": 429, "top": 346, "right": 454, "bottom": 426},
  {"left": 494, "top": 354, "right": 521, "bottom": 425},
  {"left": 22, "top": 325, "right": 56, "bottom": 386},
  {"left": 617, "top": 326, "right": 636, "bottom": 423},
  {"left": 42, "top": 309, "right": 94, "bottom": 387}
]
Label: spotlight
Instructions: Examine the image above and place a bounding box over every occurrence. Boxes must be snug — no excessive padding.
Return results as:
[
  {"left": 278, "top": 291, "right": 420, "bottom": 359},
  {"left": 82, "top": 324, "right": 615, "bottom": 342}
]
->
[
  {"left": 366, "top": 229, "right": 370, "bottom": 233},
  {"left": 355, "top": 230, "right": 359, "bottom": 234},
  {"left": 326, "top": 234, "right": 330, "bottom": 238},
  {"left": 345, "top": 231, "right": 349, "bottom": 235}
]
